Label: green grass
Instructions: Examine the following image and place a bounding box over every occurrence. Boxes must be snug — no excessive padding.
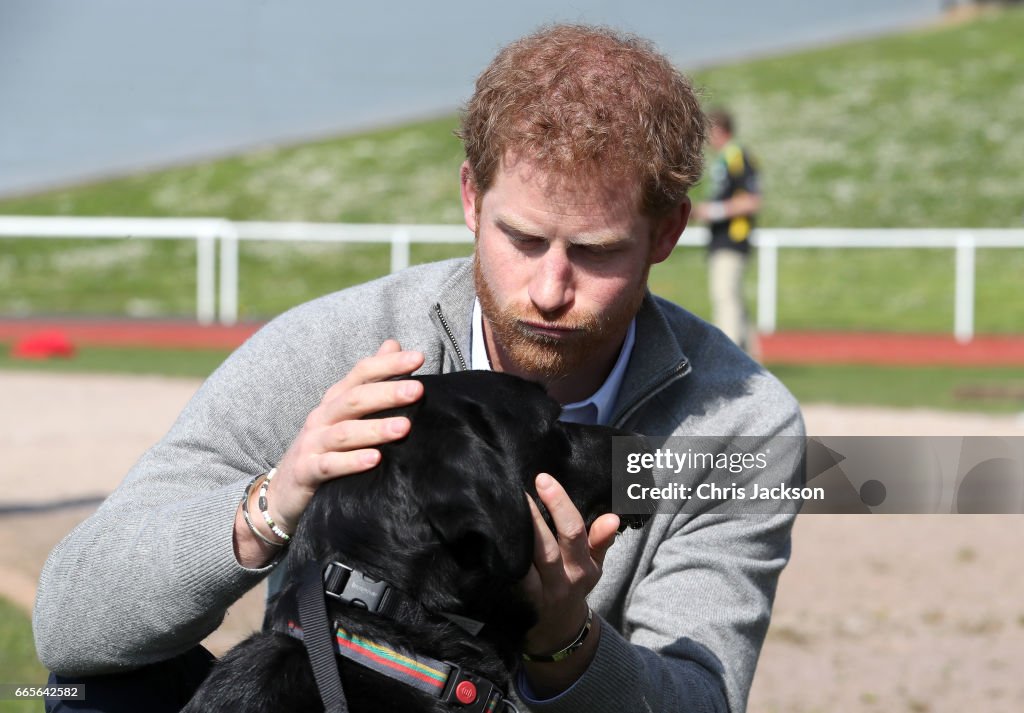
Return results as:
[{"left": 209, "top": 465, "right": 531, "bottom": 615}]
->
[
  {"left": 0, "top": 8, "right": 1022, "bottom": 328},
  {"left": 0, "top": 344, "right": 231, "bottom": 378},
  {"left": 769, "top": 364, "right": 1024, "bottom": 414},
  {"left": 690, "top": 10, "right": 1024, "bottom": 229},
  {"left": 3, "top": 343, "right": 1022, "bottom": 415},
  {"left": 0, "top": 597, "right": 49, "bottom": 713},
  {"left": 649, "top": 245, "right": 1022, "bottom": 334},
  {"left": 0, "top": 115, "right": 466, "bottom": 223}
]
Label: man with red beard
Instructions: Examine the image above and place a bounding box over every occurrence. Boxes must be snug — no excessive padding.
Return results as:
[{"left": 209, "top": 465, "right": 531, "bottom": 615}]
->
[{"left": 36, "top": 24, "right": 803, "bottom": 713}]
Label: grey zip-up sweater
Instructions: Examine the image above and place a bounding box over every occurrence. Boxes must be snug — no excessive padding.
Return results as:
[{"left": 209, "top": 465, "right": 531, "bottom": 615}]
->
[{"left": 34, "top": 258, "right": 803, "bottom": 713}]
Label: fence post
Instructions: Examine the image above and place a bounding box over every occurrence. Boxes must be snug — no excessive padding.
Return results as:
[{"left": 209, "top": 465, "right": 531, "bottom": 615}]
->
[
  {"left": 218, "top": 221, "right": 239, "bottom": 326},
  {"left": 954, "top": 233, "right": 975, "bottom": 343},
  {"left": 757, "top": 232, "right": 778, "bottom": 335},
  {"left": 196, "top": 225, "right": 216, "bottom": 326},
  {"left": 391, "top": 229, "right": 410, "bottom": 274}
]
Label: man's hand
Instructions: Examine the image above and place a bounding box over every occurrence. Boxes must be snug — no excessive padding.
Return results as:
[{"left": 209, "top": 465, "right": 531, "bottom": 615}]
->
[
  {"left": 234, "top": 340, "right": 424, "bottom": 567},
  {"left": 694, "top": 201, "right": 726, "bottom": 222},
  {"left": 520, "top": 473, "right": 620, "bottom": 697},
  {"left": 695, "top": 194, "right": 761, "bottom": 223}
]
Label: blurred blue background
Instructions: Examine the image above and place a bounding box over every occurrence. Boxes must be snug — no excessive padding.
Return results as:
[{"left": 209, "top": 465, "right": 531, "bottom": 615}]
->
[{"left": 0, "top": 0, "right": 943, "bottom": 197}]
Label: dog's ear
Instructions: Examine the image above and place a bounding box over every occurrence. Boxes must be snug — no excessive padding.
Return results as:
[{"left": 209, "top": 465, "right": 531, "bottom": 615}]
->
[
  {"left": 557, "top": 423, "right": 656, "bottom": 531},
  {"left": 404, "top": 414, "right": 536, "bottom": 583},
  {"left": 381, "top": 373, "right": 554, "bottom": 585}
]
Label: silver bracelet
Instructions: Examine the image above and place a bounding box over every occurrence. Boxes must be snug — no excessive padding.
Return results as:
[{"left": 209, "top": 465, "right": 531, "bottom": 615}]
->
[
  {"left": 241, "top": 474, "right": 286, "bottom": 548},
  {"left": 257, "top": 468, "right": 292, "bottom": 543}
]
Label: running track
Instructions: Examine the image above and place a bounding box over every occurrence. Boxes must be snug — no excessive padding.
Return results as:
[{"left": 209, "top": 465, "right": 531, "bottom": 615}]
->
[{"left": 1, "top": 318, "right": 1022, "bottom": 367}]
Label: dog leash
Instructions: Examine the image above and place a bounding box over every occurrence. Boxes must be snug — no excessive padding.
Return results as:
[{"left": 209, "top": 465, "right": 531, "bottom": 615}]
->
[
  {"left": 289, "top": 560, "right": 519, "bottom": 713},
  {"left": 297, "top": 561, "right": 350, "bottom": 713}
]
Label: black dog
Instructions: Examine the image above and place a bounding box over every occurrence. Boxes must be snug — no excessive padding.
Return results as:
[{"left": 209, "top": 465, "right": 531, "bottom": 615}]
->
[{"left": 184, "top": 371, "right": 650, "bottom": 713}]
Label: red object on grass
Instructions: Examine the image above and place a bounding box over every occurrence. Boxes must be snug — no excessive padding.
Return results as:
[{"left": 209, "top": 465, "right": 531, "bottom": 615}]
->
[
  {"left": 0, "top": 318, "right": 260, "bottom": 350},
  {"left": 11, "top": 330, "right": 76, "bottom": 360}
]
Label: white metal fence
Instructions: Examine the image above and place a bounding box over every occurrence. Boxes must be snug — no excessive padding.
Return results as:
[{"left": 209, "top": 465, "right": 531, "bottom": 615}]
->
[{"left": 1, "top": 215, "right": 1021, "bottom": 342}]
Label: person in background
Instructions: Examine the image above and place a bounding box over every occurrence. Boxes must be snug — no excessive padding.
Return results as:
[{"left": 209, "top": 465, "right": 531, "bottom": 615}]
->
[{"left": 695, "top": 109, "right": 762, "bottom": 352}]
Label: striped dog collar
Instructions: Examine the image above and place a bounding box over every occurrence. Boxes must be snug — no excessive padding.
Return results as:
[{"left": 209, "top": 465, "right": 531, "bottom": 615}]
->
[{"left": 280, "top": 619, "right": 514, "bottom": 713}]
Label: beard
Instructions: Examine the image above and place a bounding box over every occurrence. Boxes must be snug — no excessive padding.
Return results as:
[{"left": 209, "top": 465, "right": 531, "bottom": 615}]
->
[{"left": 473, "top": 252, "right": 647, "bottom": 384}]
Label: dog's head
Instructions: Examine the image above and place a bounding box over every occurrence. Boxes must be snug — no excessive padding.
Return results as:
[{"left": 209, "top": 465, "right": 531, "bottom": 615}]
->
[{"left": 290, "top": 371, "right": 649, "bottom": 641}]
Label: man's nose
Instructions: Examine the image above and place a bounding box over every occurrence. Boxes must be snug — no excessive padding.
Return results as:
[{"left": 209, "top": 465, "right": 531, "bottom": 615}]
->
[{"left": 529, "top": 247, "right": 574, "bottom": 315}]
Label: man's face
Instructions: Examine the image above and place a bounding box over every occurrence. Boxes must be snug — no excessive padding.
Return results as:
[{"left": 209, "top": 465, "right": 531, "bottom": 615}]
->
[{"left": 461, "top": 157, "right": 682, "bottom": 387}]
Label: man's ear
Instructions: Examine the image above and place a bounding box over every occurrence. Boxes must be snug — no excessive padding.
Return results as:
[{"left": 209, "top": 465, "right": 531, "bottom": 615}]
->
[
  {"left": 649, "top": 197, "right": 691, "bottom": 265},
  {"left": 460, "top": 161, "right": 480, "bottom": 235}
]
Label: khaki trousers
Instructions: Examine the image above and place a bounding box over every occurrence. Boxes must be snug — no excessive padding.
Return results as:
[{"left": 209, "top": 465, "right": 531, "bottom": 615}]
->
[{"left": 708, "top": 248, "right": 749, "bottom": 350}]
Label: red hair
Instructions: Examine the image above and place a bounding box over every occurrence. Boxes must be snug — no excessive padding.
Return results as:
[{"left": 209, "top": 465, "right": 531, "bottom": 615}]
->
[{"left": 458, "top": 24, "right": 706, "bottom": 217}]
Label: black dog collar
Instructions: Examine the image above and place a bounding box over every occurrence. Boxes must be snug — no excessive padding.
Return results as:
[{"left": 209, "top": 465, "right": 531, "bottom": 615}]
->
[
  {"left": 322, "top": 561, "right": 485, "bottom": 635},
  {"left": 321, "top": 561, "right": 408, "bottom": 617},
  {"left": 286, "top": 561, "right": 519, "bottom": 713}
]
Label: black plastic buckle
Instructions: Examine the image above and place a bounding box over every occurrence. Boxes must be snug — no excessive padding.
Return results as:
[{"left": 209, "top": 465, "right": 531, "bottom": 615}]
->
[
  {"left": 322, "top": 562, "right": 389, "bottom": 613},
  {"left": 440, "top": 664, "right": 500, "bottom": 713}
]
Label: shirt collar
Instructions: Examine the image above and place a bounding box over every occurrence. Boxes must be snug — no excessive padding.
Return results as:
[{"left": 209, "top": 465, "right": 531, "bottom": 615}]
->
[{"left": 470, "top": 298, "right": 635, "bottom": 426}]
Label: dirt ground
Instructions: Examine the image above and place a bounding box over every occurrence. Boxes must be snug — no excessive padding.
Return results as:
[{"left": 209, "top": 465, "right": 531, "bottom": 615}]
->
[{"left": 2, "top": 371, "right": 1022, "bottom": 712}]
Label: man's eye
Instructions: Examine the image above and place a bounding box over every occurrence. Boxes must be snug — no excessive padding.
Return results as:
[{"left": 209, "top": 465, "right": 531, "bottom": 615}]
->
[
  {"left": 577, "top": 244, "right": 616, "bottom": 258},
  {"left": 511, "top": 234, "right": 543, "bottom": 248}
]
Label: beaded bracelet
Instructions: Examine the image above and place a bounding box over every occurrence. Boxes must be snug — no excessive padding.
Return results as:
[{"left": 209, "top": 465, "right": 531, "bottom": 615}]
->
[
  {"left": 241, "top": 474, "right": 285, "bottom": 548},
  {"left": 258, "top": 468, "right": 292, "bottom": 543}
]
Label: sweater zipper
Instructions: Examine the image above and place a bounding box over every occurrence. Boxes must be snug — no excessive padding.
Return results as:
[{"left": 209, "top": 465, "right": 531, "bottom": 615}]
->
[
  {"left": 434, "top": 304, "right": 468, "bottom": 371},
  {"left": 612, "top": 358, "right": 691, "bottom": 429}
]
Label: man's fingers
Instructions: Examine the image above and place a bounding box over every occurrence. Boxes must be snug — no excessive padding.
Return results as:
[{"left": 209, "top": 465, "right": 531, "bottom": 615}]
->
[
  {"left": 522, "top": 478, "right": 605, "bottom": 658},
  {"left": 345, "top": 346, "right": 424, "bottom": 386},
  {"left": 312, "top": 448, "right": 382, "bottom": 481},
  {"left": 263, "top": 342, "right": 423, "bottom": 538},
  {"left": 520, "top": 564, "right": 543, "bottom": 602},
  {"left": 321, "top": 375, "right": 423, "bottom": 424},
  {"left": 322, "top": 416, "right": 411, "bottom": 452},
  {"left": 528, "top": 493, "right": 562, "bottom": 568},
  {"left": 313, "top": 341, "right": 424, "bottom": 424},
  {"left": 588, "top": 513, "right": 620, "bottom": 568},
  {"left": 532, "top": 473, "right": 601, "bottom": 584},
  {"left": 324, "top": 345, "right": 424, "bottom": 399},
  {"left": 535, "top": 473, "right": 588, "bottom": 546},
  {"left": 375, "top": 339, "right": 402, "bottom": 356}
]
